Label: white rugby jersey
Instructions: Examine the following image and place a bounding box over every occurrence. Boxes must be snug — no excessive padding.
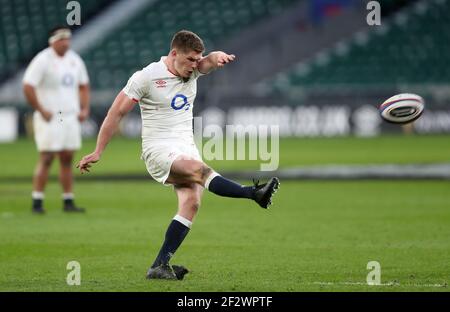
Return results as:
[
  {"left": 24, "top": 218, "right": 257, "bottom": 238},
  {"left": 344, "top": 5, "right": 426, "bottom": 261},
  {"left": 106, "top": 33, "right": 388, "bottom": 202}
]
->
[
  {"left": 123, "top": 56, "right": 204, "bottom": 141},
  {"left": 23, "top": 47, "right": 89, "bottom": 115}
]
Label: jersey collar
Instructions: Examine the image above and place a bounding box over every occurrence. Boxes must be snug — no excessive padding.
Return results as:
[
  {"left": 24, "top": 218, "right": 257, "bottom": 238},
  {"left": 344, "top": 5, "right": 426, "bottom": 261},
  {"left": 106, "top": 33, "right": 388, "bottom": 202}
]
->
[{"left": 161, "top": 56, "right": 179, "bottom": 77}]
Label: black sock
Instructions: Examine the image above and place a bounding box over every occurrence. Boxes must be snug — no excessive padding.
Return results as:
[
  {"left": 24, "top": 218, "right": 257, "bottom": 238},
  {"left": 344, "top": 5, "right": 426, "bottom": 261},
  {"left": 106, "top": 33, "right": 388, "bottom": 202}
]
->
[
  {"left": 64, "top": 198, "right": 74, "bottom": 207},
  {"left": 32, "top": 199, "right": 43, "bottom": 209},
  {"left": 151, "top": 219, "right": 190, "bottom": 268},
  {"left": 207, "top": 175, "right": 254, "bottom": 199}
]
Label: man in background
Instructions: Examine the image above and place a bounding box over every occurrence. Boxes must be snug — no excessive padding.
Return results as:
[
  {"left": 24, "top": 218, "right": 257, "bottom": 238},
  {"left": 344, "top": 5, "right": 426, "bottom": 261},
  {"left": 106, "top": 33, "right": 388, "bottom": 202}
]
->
[{"left": 23, "top": 26, "right": 90, "bottom": 214}]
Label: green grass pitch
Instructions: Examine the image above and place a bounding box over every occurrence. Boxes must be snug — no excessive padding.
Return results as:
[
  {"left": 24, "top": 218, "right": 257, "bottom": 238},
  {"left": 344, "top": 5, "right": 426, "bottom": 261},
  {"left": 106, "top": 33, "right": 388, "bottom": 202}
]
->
[{"left": 0, "top": 135, "right": 449, "bottom": 291}]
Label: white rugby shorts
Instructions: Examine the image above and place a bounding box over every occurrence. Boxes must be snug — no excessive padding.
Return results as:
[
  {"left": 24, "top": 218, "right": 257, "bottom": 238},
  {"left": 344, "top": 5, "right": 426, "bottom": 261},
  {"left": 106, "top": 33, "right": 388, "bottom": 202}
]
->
[
  {"left": 33, "top": 112, "right": 81, "bottom": 152},
  {"left": 141, "top": 139, "right": 202, "bottom": 185}
]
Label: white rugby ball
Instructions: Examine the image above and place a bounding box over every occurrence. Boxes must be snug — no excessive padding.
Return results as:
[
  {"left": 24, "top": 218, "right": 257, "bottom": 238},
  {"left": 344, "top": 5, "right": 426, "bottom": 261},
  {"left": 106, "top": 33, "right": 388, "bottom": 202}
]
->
[{"left": 379, "top": 93, "right": 425, "bottom": 124}]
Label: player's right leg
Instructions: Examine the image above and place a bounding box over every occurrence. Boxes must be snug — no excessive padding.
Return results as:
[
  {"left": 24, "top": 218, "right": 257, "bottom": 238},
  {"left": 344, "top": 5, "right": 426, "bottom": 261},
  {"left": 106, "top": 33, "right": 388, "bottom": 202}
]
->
[
  {"left": 166, "top": 158, "right": 279, "bottom": 209},
  {"left": 147, "top": 183, "right": 202, "bottom": 280},
  {"left": 32, "top": 152, "right": 55, "bottom": 213}
]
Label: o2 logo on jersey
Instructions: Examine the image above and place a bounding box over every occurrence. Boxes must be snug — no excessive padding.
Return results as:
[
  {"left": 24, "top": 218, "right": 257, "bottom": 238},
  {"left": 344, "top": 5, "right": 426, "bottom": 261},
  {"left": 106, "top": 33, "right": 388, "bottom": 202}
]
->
[
  {"left": 62, "top": 73, "right": 75, "bottom": 87},
  {"left": 171, "top": 94, "right": 190, "bottom": 111}
]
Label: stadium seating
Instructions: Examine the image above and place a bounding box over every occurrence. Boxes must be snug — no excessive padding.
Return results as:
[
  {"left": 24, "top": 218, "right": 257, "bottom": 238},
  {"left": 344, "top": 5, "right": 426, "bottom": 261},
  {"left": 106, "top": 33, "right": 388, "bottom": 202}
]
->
[
  {"left": 0, "top": 0, "right": 112, "bottom": 81},
  {"left": 379, "top": 0, "right": 412, "bottom": 13},
  {"left": 268, "top": 0, "right": 450, "bottom": 94},
  {"left": 80, "top": 0, "right": 300, "bottom": 90}
]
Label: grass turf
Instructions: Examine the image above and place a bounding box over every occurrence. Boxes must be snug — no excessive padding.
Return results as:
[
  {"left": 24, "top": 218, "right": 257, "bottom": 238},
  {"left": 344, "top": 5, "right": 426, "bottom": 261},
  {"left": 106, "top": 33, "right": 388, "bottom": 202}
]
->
[
  {"left": 0, "top": 135, "right": 449, "bottom": 291},
  {"left": 0, "top": 134, "right": 449, "bottom": 178},
  {"left": 1, "top": 180, "right": 449, "bottom": 291}
]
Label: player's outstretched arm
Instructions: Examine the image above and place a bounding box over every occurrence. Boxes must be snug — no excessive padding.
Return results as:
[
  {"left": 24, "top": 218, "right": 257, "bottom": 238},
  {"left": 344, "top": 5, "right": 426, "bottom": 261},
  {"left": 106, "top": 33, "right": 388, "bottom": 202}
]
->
[
  {"left": 198, "top": 51, "right": 235, "bottom": 74},
  {"left": 77, "top": 91, "right": 135, "bottom": 173}
]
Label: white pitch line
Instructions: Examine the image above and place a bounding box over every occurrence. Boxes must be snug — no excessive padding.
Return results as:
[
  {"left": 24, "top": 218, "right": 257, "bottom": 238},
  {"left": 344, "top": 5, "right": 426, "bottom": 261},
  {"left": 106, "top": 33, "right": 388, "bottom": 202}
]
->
[{"left": 310, "top": 281, "right": 448, "bottom": 288}]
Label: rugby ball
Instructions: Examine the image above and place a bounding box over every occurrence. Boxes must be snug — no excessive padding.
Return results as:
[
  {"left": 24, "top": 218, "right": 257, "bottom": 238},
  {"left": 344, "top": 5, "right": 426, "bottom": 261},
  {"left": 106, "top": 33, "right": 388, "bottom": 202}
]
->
[{"left": 379, "top": 93, "right": 425, "bottom": 124}]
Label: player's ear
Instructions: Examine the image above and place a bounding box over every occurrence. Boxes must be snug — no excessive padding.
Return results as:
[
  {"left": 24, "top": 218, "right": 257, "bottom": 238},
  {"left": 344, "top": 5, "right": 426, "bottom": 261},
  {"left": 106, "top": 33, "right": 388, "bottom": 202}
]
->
[{"left": 170, "top": 49, "right": 177, "bottom": 57}]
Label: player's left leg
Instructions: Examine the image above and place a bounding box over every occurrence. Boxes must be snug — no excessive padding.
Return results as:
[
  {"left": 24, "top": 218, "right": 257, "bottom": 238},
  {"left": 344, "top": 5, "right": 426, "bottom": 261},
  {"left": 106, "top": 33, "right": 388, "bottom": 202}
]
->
[
  {"left": 58, "top": 150, "right": 85, "bottom": 212},
  {"left": 147, "top": 183, "right": 202, "bottom": 280},
  {"left": 166, "top": 158, "right": 279, "bottom": 209}
]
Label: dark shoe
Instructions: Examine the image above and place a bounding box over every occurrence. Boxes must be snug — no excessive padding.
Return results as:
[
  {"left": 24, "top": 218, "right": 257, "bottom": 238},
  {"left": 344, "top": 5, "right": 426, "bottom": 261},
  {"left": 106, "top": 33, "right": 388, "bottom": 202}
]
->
[
  {"left": 146, "top": 264, "right": 177, "bottom": 280},
  {"left": 252, "top": 177, "right": 280, "bottom": 209},
  {"left": 172, "top": 265, "right": 189, "bottom": 280},
  {"left": 32, "top": 206, "right": 46, "bottom": 214},
  {"left": 63, "top": 203, "right": 85, "bottom": 213},
  {"left": 32, "top": 199, "right": 45, "bottom": 214}
]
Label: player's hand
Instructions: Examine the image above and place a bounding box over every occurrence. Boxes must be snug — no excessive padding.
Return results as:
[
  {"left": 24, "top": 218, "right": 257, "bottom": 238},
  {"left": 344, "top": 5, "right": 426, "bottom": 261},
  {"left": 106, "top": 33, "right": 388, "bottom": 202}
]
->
[
  {"left": 216, "top": 52, "right": 235, "bottom": 67},
  {"left": 39, "top": 109, "right": 53, "bottom": 122},
  {"left": 76, "top": 152, "right": 100, "bottom": 174},
  {"left": 78, "top": 110, "right": 89, "bottom": 122}
]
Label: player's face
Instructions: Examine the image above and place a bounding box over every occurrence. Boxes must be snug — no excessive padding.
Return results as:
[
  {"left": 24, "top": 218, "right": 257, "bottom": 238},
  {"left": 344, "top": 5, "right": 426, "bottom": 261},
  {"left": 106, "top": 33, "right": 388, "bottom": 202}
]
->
[
  {"left": 174, "top": 49, "right": 202, "bottom": 78},
  {"left": 52, "top": 38, "right": 71, "bottom": 56}
]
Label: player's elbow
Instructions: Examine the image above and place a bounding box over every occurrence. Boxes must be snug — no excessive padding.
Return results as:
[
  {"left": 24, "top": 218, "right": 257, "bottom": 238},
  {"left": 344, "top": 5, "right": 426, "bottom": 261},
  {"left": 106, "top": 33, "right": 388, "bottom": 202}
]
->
[
  {"left": 23, "top": 83, "right": 33, "bottom": 94},
  {"left": 22, "top": 84, "right": 36, "bottom": 99},
  {"left": 79, "top": 84, "right": 90, "bottom": 93}
]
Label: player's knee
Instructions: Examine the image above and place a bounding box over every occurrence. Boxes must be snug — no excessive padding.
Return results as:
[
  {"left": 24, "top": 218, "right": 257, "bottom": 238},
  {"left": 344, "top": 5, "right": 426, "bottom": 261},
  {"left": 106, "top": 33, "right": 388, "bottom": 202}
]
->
[
  {"left": 60, "top": 158, "right": 73, "bottom": 168},
  {"left": 185, "top": 162, "right": 209, "bottom": 184},
  {"left": 59, "top": 152, "right": 73, "bottom": 167},
  {"left": 41, "top": 154, "right": 54, "bottom": 168},
  {"left": 190, "top": 163, "right": 212, "bottom": 185}
]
